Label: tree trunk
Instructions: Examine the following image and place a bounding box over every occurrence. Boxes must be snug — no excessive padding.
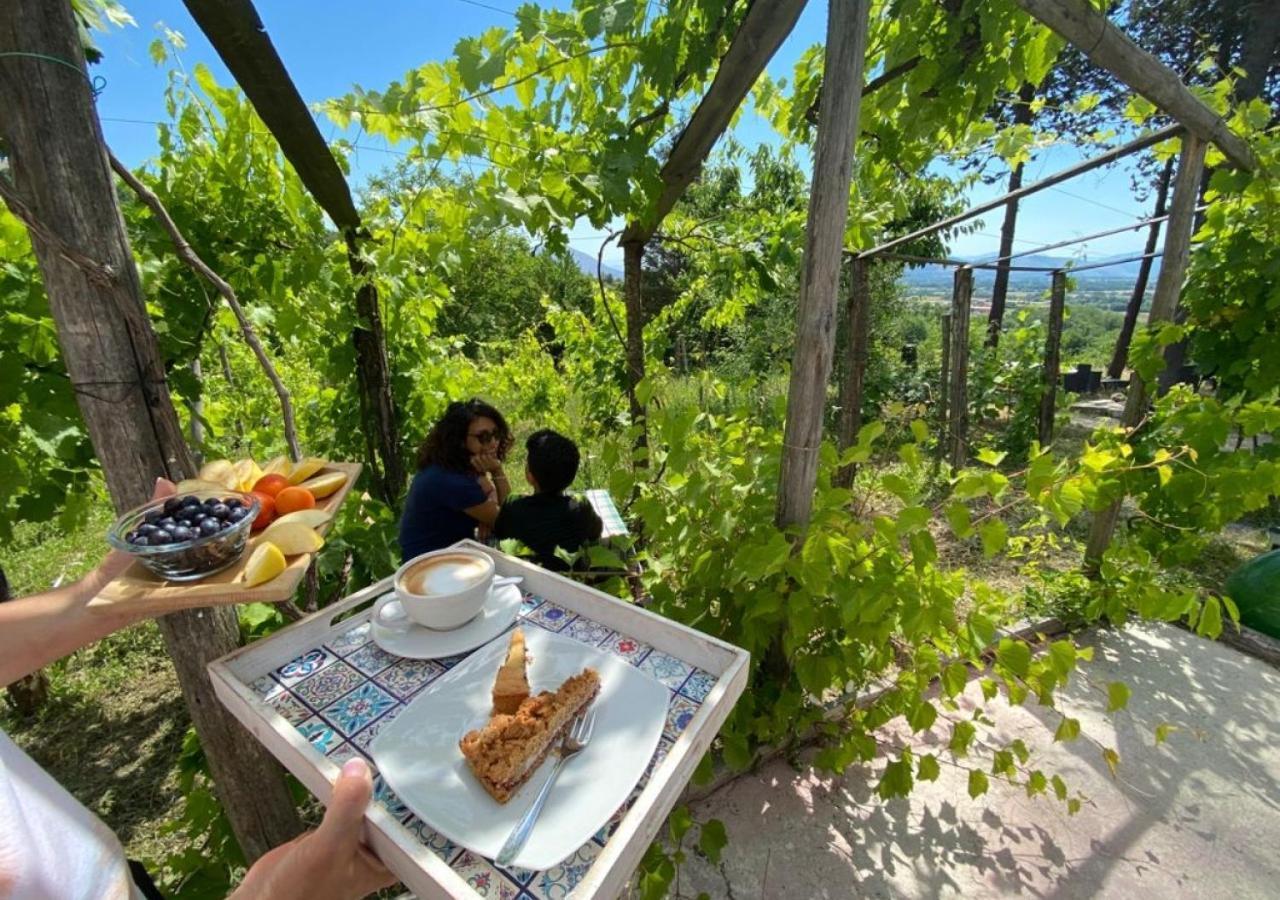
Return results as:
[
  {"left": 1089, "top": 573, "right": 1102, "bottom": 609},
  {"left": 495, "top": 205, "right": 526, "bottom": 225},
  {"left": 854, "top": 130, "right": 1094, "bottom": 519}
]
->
[
  {"left": 1038, "top": 270, "right": 1066, "bottom": 446},
  {"left": 936, "top": 313, "right": 953, "bottom": 461},
  {"left": 947, "top": 267, "right": 974, "bottom": 470},
  {"left": 777, "top": 0, "right": 872, "bottom": 530},
  {"left": 1237, "top": 0, "right": 1280, "bottom": 105},
  {"left": 835, "top": 256, "right": 871, "bottom": 488},
  {"left": 986, "top": 83, "right": 1036, "bottom": 347},
  {"left": 1108, "top": 154, "right": 1174, "bottom": 379},
  {"left": 183, "top": 0, "right": 404, "bottom": 506},
  {"left": 0, "top": 0, "right": 301, "bottom": 860},
  {"left": 621, "top": 240, "right": 648, "bottom": 461},
  {"left": 1083, "top": 134, "right": 1207, "bottom": 575}
]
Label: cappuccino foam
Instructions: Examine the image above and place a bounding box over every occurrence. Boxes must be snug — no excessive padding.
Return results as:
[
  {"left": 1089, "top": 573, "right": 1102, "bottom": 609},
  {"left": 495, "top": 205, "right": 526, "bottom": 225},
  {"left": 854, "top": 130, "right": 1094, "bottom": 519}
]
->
[{"left": 403, "top": 554, "right": 489, "bottom": 596}]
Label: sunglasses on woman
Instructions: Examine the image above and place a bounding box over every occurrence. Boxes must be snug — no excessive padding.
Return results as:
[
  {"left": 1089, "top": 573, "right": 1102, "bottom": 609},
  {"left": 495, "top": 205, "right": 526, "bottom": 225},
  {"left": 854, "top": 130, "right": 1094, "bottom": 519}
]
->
[{"left": 469, "top": 429, "right": 500, "bottom": 445}]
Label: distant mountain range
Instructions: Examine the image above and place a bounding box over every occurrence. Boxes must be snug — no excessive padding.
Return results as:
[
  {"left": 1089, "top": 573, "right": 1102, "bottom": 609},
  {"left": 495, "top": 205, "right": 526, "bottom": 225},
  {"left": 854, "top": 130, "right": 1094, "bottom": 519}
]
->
[
  {"left": 569, "top": 247, "right": 623, "bottom": 281},
  {"left": 900, "top": 250, "right": 1160, "bottom": 292}
]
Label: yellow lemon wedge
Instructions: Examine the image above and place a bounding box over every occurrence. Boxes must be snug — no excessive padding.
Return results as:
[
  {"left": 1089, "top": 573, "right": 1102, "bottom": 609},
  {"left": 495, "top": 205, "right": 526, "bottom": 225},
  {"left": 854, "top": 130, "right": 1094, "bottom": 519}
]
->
[
  {"left": 271, "top": 509, "right": 334, "bottom": 530},
  {"left": 261, "top": 455, "right": 293, "bottom": 478},
  {"left": 287, "top": 457, "right": 328, "bottom": 485},
  {"left": 258, "top": 522, "right": 324, "bottom": 555},
  {"left": 244, "top": 541, "right": 287, "bottom": 587},
  {"left": 198, "top": 459, "right": 238, "bottom": 489},
  {"left": 233, "top": 458, "right": 264, "bottom": 492},
  {"left": 176, "top": 478, "right": 229, "bottom": 494},
  {"left": 297, "top": 470, "right": 346, "bottom": 499}
]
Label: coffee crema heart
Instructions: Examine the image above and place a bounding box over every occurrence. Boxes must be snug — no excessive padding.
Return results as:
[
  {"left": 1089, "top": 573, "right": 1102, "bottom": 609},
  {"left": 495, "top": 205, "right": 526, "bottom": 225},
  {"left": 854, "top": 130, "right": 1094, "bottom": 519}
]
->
[{"left": 402, "top": 554, "right": 490, "bottom": 596}]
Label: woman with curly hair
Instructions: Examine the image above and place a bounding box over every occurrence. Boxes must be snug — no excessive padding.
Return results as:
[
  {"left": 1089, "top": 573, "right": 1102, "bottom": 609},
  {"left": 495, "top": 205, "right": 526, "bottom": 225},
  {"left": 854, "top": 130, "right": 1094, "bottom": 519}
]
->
[{"left": 398, "top": 398, "right": 514, "bottom": 561}]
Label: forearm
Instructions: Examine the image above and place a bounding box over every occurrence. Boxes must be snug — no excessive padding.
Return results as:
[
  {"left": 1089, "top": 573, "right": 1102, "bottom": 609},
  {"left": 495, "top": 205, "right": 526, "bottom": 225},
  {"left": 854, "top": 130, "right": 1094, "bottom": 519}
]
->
[
  {"left": 0, "top": 564, "right": 142, "bottom": 685},
  {"left": 491, "top": 467, "right": 511, "bottom": 505}
]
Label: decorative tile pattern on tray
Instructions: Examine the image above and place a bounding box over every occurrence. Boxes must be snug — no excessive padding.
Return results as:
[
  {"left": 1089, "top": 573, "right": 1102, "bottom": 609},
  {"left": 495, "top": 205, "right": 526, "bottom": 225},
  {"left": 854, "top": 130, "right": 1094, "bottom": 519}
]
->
[
  {"left": 374, "top": 657, "right": 446, "bottom": 700},
  {"left": 276, "top": 647, "right": 337, "bottom": 686},
  {"left": 344, "top": 641, "right": 399, "bottom": 677},
  {"left": 293, "top": 660, "right": 364, "bottom": 707},
  {"left": 263, "top": 587, "right": 719, "bottom": 898},
  {"left": 453, "top": 851, "right": 523, "bottom": 899},
  {"left": 322, "top": 682, "right": 397, "bottom": 734},
  {"left": 639, "top": 649, "right": 693, "bottom": 689},
  {"left": 325, "top": 620, "right": 373, "bottom": 657}
]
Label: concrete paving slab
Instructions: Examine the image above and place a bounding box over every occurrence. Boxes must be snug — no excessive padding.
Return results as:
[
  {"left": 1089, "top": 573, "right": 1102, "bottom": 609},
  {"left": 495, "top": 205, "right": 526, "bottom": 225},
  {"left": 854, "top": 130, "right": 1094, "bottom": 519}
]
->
[{"left": 682, "top": 624, "right": 1280, "bottom": 899}]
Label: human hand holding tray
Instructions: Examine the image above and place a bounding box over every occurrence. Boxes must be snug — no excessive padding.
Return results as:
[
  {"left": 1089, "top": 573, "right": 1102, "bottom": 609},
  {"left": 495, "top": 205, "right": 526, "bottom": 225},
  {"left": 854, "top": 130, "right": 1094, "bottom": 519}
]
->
[{"left": 370, "top": 626, "right": 668, "bottom": 871}]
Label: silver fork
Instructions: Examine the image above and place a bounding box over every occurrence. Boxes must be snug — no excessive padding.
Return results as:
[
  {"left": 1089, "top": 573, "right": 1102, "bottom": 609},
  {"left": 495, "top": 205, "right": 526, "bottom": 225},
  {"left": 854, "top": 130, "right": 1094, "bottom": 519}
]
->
[{"left": 495, "top": 709, "right": 596, "bottom": 867}]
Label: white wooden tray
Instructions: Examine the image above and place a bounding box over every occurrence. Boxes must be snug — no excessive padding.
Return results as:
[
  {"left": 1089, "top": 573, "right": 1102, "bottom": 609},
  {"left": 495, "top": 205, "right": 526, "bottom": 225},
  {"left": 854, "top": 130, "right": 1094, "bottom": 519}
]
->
[{"left": 208, "top": 540, "right": 750, "bottom": 899}]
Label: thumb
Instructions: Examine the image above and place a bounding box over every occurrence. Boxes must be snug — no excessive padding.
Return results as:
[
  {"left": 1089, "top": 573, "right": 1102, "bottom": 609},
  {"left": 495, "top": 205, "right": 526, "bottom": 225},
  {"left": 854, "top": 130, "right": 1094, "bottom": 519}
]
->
[{"left": 317, "top": 758, "right": 375, "bottom": 843}]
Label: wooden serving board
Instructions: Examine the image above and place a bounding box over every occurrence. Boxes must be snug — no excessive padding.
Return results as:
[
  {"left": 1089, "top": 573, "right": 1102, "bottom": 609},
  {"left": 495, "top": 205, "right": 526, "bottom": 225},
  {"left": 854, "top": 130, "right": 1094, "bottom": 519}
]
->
[{"left": 89, "top": 462, "right": 362, "bottom": 617}]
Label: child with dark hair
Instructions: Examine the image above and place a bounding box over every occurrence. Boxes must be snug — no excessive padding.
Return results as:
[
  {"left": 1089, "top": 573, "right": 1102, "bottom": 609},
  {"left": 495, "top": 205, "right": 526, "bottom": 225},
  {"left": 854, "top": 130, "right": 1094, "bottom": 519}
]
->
[{"left": 494, "top": 429, "right": 603, "bottom": 571}]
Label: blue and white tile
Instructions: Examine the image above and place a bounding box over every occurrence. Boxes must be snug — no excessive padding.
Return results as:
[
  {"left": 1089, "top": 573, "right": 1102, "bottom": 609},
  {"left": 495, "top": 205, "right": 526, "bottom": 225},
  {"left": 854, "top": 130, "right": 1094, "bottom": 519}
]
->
[
  {"left": 561, "top": 616, "right": 613, "bottom": 647},
  {"left": 345, "top": 641, "right": 398, "bottom": 677},
  {"left": 325, "top": 621, "right": 372, "bottom": 657},
  {"left": 450, "top": 850, "right": 522, "bottom": 899},
  {"left": 664, "top": 695, "right": 699, "bottom": 739},
  {"left": 351, "top": 705, "right": 405, "bottom": 750},
  {"left": 523, "top": 600, "right": 576, "bottom": 633},
  {"left": 600, "top": 632, "right": 650, "bottom": 665},
  {"left": 372, "top": 774, "right": 412, "bottom": 822},
  {"left": 375, "top": 657, "right": 445, "bottom": 700},
  {"left": 325, "top": 742, "right": 363, "bottom": 767},
  {"left": 293, "top": 660, "right": 364, "bottom": 708},
  {"left": 268, "top": 691, "right": 312, "bottom": 726},
  {"left": 524, "top": 841, "right": 601, "bottom": 899},
  {"left": 402, "top": 816, "right": 462, "bottom": 863},
  {"left": 322, "top": 682, "right": 397, "bottom": 735},
  {"left": 250, "top": 674, "right": 285, "bottom": 701},
  {"left": 639, "top": 650, "right": 693, "bottom": 689},
  {"left": 296, "top": 716, "right": 342, "bottom": 754},
  {"left": 519, "top": 592, "right": 544, "bottom": 616},
  {"left": 276, "top": 647, "right": 338, "bottom": 686},
  {"left": 678, "top": 669, "right": 716, "bottom": 703},
  {"left": 640, "top": 735, "right": 674, "bottom": 786}
]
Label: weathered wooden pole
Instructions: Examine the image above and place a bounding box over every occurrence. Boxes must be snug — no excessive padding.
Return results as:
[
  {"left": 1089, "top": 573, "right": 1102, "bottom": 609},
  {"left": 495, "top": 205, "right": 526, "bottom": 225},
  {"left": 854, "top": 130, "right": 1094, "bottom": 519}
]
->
[
  {"left": 946, "top": 267, "right": 974, "bottom": 470},
  {"left": 835, "top": 256, "right": 872, "bottom": 488},
  {"left": 1014, "top": 0, "right": 1254, "bottom": 171},
  {"left": 0, "top": 0, "right": 301, "bottom": 859},
  {"left": 987, "top": 83, "right": 1036, "bottom": 348},
  {"left": 776, "top": 0, "right": 871, "bottom": 529},
  {"left": 1108, "top": 155, "right": 1174, "bottom": 379},
  {"left": 937, "top": 312, "right": 953, "bottom": 461},
  {"left": 1083, "top": 133, "right": 1208, "bottom": 574},
  {"left": 1038, "top": 270, "right": 1067, "bottom": 446}
]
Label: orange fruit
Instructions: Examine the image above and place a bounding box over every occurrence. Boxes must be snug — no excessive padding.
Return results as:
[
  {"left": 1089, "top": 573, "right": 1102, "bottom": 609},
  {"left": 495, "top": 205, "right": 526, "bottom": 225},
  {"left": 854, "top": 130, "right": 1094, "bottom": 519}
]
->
[
  {"left": 274, "top": 486, "right": 316, "bottom": 515},
  {"left": 249, "top": 491, "right": 276, "bottom": 531},
  {"left": 252, "top": 473, "right": 290, "bottom": 497}
]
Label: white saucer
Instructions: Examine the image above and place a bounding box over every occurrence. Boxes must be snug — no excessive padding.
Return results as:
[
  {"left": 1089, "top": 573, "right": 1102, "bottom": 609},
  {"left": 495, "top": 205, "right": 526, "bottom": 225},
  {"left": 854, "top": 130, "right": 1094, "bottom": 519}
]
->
[{"left": 370, "top": 583, "right": 523, "bottom": 660}]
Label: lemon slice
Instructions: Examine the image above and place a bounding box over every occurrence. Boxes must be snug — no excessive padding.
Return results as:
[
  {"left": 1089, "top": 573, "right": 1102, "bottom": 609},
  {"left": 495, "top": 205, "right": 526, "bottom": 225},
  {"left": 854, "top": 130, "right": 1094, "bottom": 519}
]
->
[
  {"left": 258, "top": 522, "right": 324, "bottom": 555},
  {"left": 233, "top": 458, "right": 264, "bottom": 492},
  {"left": 244, "top": 541, "right": 287, "bottom": 587},
  {"left": 288, "top": 457, "right": 328, "bottom": 485},
  {"left": 272, "top": 509, "right": 333, "bottom": 530},
  {"left": 198, "top": 459, "right": 238, "bottom": 489},
  {"left": 298, "top": 470, "right": 346, "bottom": 498},
  {"left": 262, "top": 455, "right": 293, "bottom": 478}
]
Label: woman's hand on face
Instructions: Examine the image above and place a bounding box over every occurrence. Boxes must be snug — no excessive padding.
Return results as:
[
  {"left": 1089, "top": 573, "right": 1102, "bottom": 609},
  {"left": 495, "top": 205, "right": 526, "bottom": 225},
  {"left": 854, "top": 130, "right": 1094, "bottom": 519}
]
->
[
  {"left": 471, "top": 451, "right": 503, "bottom": 475},
  {"left": 231, "top": 758, "right": 396, "bottom": 900}
]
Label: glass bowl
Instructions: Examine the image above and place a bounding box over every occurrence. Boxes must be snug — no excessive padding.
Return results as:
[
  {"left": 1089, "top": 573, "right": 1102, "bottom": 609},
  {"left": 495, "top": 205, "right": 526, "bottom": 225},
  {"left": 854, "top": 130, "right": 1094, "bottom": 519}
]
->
[{"left": 107, "top": 489, "right": 262, "bottom": 582}]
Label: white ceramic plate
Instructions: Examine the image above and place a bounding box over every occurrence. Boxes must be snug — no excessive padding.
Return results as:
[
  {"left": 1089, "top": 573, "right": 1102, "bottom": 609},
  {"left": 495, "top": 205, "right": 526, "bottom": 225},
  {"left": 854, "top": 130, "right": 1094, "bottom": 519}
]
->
[
  {"left": 369, "top": 584, "right": 522, "bottom": 660},
  {"left": 370, "top": 626, "right": 669, "bottom": 870}
]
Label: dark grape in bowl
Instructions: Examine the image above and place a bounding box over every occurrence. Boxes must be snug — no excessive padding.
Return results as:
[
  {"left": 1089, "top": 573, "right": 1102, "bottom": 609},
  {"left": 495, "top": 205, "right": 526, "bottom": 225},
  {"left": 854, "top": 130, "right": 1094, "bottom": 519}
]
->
[{"left": 107, "top": 490, "right": 262, "bottom": 582}]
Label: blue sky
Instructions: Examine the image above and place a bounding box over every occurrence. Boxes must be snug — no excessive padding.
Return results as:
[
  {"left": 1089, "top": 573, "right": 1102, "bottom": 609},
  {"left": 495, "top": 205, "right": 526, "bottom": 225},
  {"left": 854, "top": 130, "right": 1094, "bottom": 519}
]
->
[{"left": 94, "top": 0, "right": 1154, "bottom": 268}]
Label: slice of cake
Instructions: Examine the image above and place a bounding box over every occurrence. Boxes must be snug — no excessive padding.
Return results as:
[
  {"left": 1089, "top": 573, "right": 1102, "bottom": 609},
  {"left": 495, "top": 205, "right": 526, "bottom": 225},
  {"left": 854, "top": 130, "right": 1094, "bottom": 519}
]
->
[
  {"left": 492, "top": 628, "right": 530, "bottom": 715},
  {"left": 460, "top": 668, "right": 600, "bottom": 804}
]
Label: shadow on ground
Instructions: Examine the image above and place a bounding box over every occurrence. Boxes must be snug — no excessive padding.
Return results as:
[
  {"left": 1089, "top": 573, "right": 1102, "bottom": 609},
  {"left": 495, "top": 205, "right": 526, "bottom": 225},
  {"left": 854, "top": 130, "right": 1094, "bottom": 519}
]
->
[{"left": 682, "top": 623, "right": 1280, "bottom": 899}]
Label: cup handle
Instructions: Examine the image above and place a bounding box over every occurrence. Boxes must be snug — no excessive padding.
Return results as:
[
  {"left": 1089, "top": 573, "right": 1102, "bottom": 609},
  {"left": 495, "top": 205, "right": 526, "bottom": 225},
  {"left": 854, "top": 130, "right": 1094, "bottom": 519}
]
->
[{"left": 373, "top": 594, "right": 412, "bottom": 633}]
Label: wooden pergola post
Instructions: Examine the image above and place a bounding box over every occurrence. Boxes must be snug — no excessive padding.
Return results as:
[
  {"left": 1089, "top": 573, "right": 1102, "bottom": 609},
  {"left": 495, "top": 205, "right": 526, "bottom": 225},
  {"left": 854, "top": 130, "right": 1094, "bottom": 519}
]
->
[
  {"left": 1083, "top": 133, "right": 1208, "bottom": 574},
  {"left": 0, "top": 0, "right": 301, "bottom": 859},
  {"left": 946, "top": 267, "right": 974, "bottom": 470},
  {"left": 835, "top": 255, "right": 871, "bottom": 488},
  {"left": 937, "top": 312, "right": 953, "bottom": 461},
  {"left": 1038, "top": 270, "right": 1067, "bottom": 446},
  {"left": 776, "top": 0, "right": 871, "bottom": 529}
]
